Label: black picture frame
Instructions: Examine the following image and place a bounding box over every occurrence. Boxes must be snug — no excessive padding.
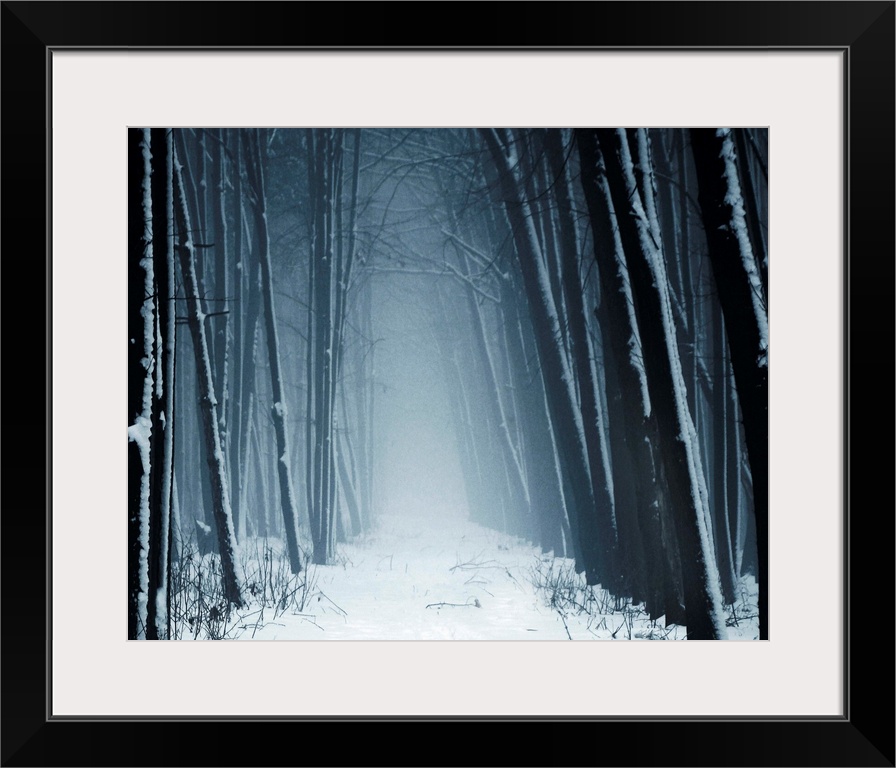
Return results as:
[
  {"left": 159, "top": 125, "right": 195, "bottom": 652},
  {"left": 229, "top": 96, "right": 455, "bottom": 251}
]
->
[{"left": 3, "top": 2, "right": 892, "bottom": 765}]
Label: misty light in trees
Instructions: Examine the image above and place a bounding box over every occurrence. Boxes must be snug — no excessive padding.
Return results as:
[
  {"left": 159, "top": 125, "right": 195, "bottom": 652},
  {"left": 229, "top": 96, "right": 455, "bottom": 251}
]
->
[
  {"left": 373, "top": 272, "right": 468, "bottom": 522},
  {"left": 128, "top": 127, "right": 767, "bottom": 641}
]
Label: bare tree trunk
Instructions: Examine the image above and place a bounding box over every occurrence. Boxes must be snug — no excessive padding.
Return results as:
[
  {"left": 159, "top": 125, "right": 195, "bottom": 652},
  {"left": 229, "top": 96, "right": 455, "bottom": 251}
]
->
[
  {"left": 690, "top": 127, "right": 769, "bottom": 639},
  {"left": 597, "top": 128, "right": 725, "bottom": 639},
  {"left": 173, "top": 139, "right": 244, "bottom": 607},
  {"left": 732, "top": 128, "right": 768, "bottom": 298},
  {"left": 358, "top": 276, "right": 375, "bottom": 530},
  {"left": 212, "top": 129, "right": 230, "bottom": 447},
  {"left": 162, "top": 128, "right": 177, "bottom": 639},
  {"left": 431, "top": 283, "right": 493, "bottom": 527},
  {"left": 146, "top": 128, "right": 174, "bottom": 639},
  {"left": 503, "top": 275, "right": 568, "bottom": 553},
  {"left": 228, "top": 129, "right": 245, "bottom": 540},
  {"left": 244, "top": 128, "right": 303, "bottom": 574},
  {"left": 128, "top": 128, "right": 153, "bottom": 639},
  {"left": 480, "top": 128, "right": 603, "bottom": 584},
  {"left": 306, "top": 129, "right": 336, "bottom": 564},
  {"left": 336, "top": 424, "right": 362, "bottom": 537},
  {"left": 459, "top": 250, "right": 530, "bottom": 532},
  {"left": 544, "top": 128, "right": 619, "bottom": 591},
  {"left": 712, "top": 303, "right": 738, "bottom": 604},
  {"left": 576, "top": 128, "right": 680, "bottom": 623}
]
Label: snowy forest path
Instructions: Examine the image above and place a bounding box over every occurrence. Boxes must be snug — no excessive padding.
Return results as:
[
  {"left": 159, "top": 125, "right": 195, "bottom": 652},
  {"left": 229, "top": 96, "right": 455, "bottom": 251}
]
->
[{"left": 243, "top": 513, "right": 577, "bottom": 640}]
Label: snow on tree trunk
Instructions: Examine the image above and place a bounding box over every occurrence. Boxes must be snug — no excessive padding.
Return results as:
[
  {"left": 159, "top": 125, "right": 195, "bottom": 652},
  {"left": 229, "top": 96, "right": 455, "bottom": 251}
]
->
[
  {"left": 146, "top": 128, "right": 174, "bottom": 639},
  {"left": 597, "top": 128, "right": 726, "bottom": 639},
  {"left": 229, "top": 128, "right": 246, "bottom": 540},
  {"left": 212, "top": 129, "right": 230, "bottom": 446},
  {"left": 128, "top": 128, "right": 154, "bottom": 639},
  {"left": 161, "top": 129, "right": 178, "bottom": 638},
  {"left": 576, "top": 128, "right": 674, "bottom": 619},
  {"left": 503, "top": 276, "right": 569, "bottom": 554},
  {"left": 306, "top": 129, "right": 337, "bottom": 564},
  {"left": 172, "top": 140, "right": 244, "bottom": 607},
  {"left": 732, "top": 128, "right": 768, "bottom": 298},
  {"left": 480, "top": 129, "right": 605, "bottom": 585},
  {"left": 245, "top": 128, "right": 303, "bottom": 574},
  {"left": 544, "top": 128, "right": 619, "bottom": 592},
  {"left": 711, "top": 302, "right": 738, "bottom": 604},
  {"left": 690, "top": 127, "right": 769, "bottom": 639}
]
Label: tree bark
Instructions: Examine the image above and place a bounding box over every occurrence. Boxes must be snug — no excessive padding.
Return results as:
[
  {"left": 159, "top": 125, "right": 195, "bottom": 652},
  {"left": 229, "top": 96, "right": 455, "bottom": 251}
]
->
[
  {"left": 173, "top": 140, "right": 244, "bottom": 607},
  {"left": 128, "top": 128, "right": 153, "bottom": 639},
  {"left": 146, "top": 128, "right": 174, "bottom": 639},
  {"left": 596, "top": 128, "right": 725, "bottom": 639},
  {"left": 690, "top": 127, "right": 769, "bottom": 639},
  {"left": 480, "top": 129, "right": 603, "bottom": 584},
  {"left": 544, "top": 128, "right": 619, "bottom": 590},
  {"left": 306, "top": 129, "right": 337, "bottom": 564},
  {"left": 229, "top": 129, "right": 246, "bottom": 540},
  {"left": 711, "top": 303, "right": 738, "bottom": 604},
  {"left": 576, "top": 128, "right": 675, "bottom": 621},
  {"left": 245, "top": 128, "right": 303, "bottom": 574}
]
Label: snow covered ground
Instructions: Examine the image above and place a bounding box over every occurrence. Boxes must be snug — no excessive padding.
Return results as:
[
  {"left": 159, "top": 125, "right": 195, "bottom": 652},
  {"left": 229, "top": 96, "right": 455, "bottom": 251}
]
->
[{"left": 174, "top": 511, "right": 759, "bottom": 641}]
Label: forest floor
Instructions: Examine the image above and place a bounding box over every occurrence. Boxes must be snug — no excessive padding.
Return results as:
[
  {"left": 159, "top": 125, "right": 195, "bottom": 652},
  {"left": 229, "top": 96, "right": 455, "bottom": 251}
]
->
[{"left": 174, "top": 512, "right": 759, "bottom": 641}]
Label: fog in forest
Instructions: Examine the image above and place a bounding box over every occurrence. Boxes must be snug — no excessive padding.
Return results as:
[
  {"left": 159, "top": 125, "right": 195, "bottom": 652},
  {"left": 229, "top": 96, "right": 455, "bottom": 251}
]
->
[
  {"left": 129, "top": 127, "right": 767, "bottom": 641},
  {"left": 373, "top": 271, "right": 468, "bottom": 522}
]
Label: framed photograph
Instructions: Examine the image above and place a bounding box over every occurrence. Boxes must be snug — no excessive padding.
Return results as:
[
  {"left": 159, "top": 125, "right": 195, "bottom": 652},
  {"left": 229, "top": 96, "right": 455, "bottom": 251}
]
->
[{"left": 5, "top": 1, "right": 892, "bottom": 765}]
